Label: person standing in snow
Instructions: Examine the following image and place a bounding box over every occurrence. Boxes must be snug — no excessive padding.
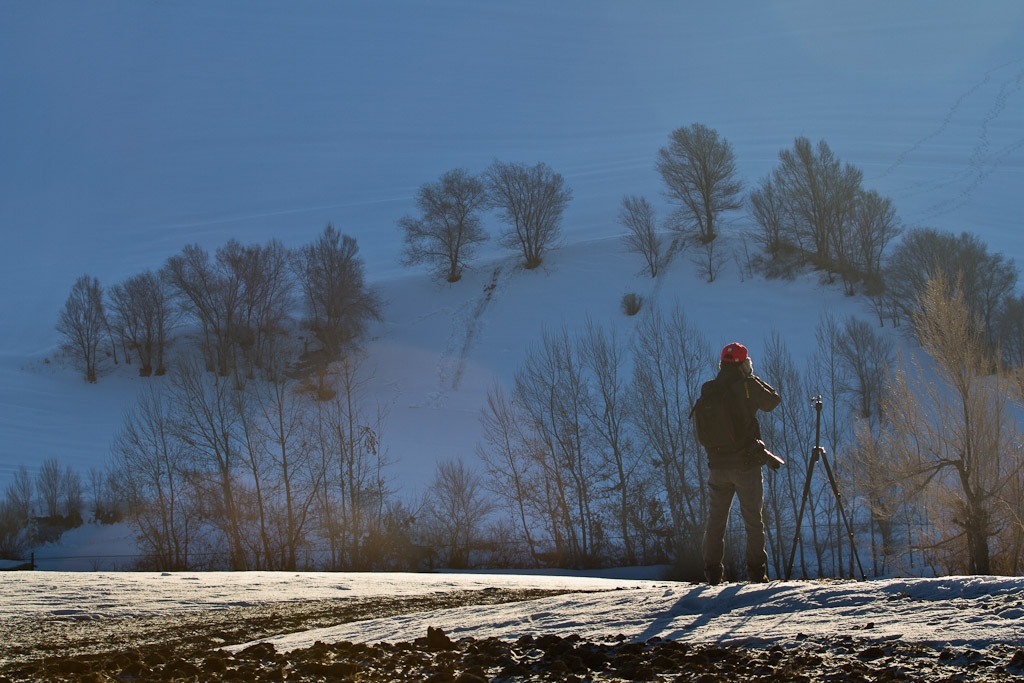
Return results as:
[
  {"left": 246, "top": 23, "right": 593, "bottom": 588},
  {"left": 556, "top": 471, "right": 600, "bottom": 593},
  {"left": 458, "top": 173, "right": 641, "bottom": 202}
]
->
[{"left": 699, "top": 342, "right": 781, "bottom": 585}]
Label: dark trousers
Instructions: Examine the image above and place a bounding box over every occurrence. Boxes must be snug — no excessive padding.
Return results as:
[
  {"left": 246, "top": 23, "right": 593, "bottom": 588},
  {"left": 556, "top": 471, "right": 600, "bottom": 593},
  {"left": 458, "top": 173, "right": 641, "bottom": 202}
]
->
[{"left": 702, "top": 466, "right": 768, "bottom": 579}]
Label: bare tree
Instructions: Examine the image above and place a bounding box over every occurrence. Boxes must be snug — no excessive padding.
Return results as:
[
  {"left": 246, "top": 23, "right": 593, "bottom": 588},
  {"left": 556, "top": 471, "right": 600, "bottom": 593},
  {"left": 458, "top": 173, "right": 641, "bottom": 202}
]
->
[
  {"left": 771, "top": 137, "right": 863, "bottom": 279},
  {"left": 232, "top": 380, "right": 279, "bottom": 570},
  {"left": 883, "top": 276, "right": 1020, "bottom": 574},
  {"left": 477, "top": 384, "right": 542, "bottom": 565},
  {"left": 399, "top": 168, "right": 489, "bottom": 283},
  {"left": 163, "top": 244, "right": 242, "bottom": 377},
  {"left": 846, "top": 421, "right": 896, "bottom": 575},
  {"left": 851, "top": 190, "right": 901, "bottom": 293},
  {"left": 111, "top": 386, "right": 198, "bottom": 570},
  {"left": 747, "top": 174, "right": 792, "bottom": 260},
  {"left": 811, "top": 313, "right": 851, "bottom": 462},
  {"left": 4, "top": 465, "right": 34, "bottom": 522},
  {"left": 997, "top": 294, "right": 1024, "bottom": 368},
  {"left": 292, "top": 225, "right": 382, "bottom": 358},
  {"left": 484, "top": 160, "right": 572, "bottom": 270},
  {"left": 757, "top": 331, "right": 816, "bottom": 579},
  {"left": 423, "top": 458, "right": 495, "bottom": 568},
  {"left": 221, "top": 239, "right": 294, "bottom": 377},
  {"left": 238, "top": 364, "right": 323, "bottom": 570},
  {"left": 162, "top": 239, "right": 297, "bottom": 379},
  {"left": 478, "top": 320, "right": 655, "bottom": 568},
  {"left": 656, "top": 123, "right": 743, "bottom": 247},
  {"left": 809, "top": 314, "right": 857, "bottom": 577},
  {"left": 836, "top": 316, "right": 894, "bottom": 425},
  {"left": 0, "top": 496, "right": 31, "bottom": 558},
  {"left": 885, "top": 228, "right": 1016, "bottom": 352},
  {"left": 57, "top": 274, "right": 106, "bottom": 382},
  {"left": 513, "top": 327, "right": 599, "bottom": 566},
  {"left": 1003, "top": 372, "right": 1024, "bottom": 574},
  {"left": 629, "top": 304, "right": 711, "bottom": 575},
  {"left": 579, "top": 319, "right": 641, "bottom": 564},
  {"left": 88, "top": 467, "right": 120, "bottom": 524},
  {"left": 618, "top": 195, "right": 665, "bottom": 278},
  {"left": 108, "top": 270, "right": 176, "bottom": 377},
  {"left": 310, "top": 354, "right": 391, "bottom": 570},
  {"left": 36, "top": 458, "right": 62, "bottom": 519},
  {"left": 0, "top": 465, "right": 35, "bottom": 557},
  {"left": 693, "top": 231, "right": 731, "bottom": 283},
  {"left": 60, "top": 466, "right": 83, "bottom": 526},
  {"left": 170, "top": 355, "right": 249, "bottom": 569}
]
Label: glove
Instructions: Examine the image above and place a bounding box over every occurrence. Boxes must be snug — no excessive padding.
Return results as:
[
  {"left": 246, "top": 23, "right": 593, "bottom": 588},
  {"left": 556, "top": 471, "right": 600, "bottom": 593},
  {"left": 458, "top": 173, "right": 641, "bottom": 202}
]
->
[{"left": 740, "top": 358, "right": 753, "bottom": 378}]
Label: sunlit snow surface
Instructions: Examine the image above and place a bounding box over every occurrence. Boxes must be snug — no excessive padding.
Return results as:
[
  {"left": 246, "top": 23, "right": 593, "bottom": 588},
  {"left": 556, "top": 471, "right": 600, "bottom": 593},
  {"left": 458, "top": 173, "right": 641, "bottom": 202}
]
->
[{"left": 1, "top": 571, "right": 1021, "bottom": 652}]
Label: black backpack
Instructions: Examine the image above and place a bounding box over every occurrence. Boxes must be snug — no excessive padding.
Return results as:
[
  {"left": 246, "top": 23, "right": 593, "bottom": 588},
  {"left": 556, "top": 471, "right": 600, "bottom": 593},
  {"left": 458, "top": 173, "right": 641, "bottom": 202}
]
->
[{"left": 691, "top": 376, "right": 746, "bottom": 453}]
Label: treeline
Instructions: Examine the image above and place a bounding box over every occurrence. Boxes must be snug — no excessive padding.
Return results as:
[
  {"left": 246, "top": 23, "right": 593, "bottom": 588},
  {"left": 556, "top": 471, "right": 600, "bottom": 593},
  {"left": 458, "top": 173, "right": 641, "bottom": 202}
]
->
[
  {"left": 55, "top": 158, "right": 576, "bottom": 385},
  {"left": 16, "top": 283, "right": 1024, "bottom": 576},
  {"left": 474, "top": 295, "right": 1024, "bottom": 579},
  {"left": 398, "top": 128, "right": 1023, "bottom": 368},
  {"left": 108, "top": 354, "right": 399, "bottom": 571},
  {"left": 56, "top": 224, "right": 381, "bottom": 385},
  {"left": 30, "top": 125, "right": 1024, "bottom": 576},
  {"left": 0, "top": 457, "right": 113, "bottom": 558},
  {"left": 57, "top": 135, "right": 1024, "bottom": 385}
]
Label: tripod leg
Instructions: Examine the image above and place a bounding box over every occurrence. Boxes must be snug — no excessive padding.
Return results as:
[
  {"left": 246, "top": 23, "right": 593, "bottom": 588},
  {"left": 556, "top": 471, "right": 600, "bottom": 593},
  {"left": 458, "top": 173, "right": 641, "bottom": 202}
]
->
[
  {"left": 785, "top": 452, "right": 817, "bottom": 580},
  {"left": 819, "top": 451, "right": 867, "bottom": 581}
]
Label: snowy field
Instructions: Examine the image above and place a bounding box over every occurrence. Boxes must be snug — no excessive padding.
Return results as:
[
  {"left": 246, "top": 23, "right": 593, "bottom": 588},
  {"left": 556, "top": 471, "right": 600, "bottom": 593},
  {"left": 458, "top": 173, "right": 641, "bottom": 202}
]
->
[
  {"left": 1, "top": 570, "right": 1021, "bottom": 652},
  {"left": 237, "top": 574, "right": 1024, "bottom": 654}
]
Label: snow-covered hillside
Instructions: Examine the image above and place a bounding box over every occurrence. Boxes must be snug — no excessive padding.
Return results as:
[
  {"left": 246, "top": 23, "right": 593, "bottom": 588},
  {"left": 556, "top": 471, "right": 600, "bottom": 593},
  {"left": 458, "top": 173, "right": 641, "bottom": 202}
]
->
[{"left": 1, "top": 2, "right": 1022, "bottom": 560}]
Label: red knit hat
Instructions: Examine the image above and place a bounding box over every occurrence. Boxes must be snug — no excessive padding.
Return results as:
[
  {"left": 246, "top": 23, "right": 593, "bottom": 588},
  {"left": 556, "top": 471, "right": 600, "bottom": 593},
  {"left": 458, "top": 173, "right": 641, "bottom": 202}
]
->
[{"left": 721, "top": 342, "right": 748, "bottom": 364}]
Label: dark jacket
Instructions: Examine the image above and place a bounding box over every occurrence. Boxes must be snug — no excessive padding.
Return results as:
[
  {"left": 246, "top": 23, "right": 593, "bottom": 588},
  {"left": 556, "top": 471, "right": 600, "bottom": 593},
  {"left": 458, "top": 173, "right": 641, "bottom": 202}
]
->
[{"left": 706, "top": 363, "right": 781, "bottom": 470}]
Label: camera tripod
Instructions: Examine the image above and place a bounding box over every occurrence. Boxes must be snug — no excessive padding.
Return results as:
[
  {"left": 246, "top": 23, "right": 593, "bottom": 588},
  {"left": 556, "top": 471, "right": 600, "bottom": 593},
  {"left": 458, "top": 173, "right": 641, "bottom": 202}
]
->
[{"left": 784, "top": 395, "right": 866, "bottom": 581}]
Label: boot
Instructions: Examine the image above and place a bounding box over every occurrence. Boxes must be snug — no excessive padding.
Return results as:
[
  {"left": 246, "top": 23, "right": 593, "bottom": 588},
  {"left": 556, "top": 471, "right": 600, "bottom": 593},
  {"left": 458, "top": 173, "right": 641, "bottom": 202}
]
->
[{"left": 704, "top": 565, "right": 723, "bottom": 586}]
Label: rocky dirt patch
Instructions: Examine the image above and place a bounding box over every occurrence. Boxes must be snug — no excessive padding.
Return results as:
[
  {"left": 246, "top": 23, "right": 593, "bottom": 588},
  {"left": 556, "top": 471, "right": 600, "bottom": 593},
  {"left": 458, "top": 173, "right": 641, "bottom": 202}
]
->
[{"left": 2, "top": 587, "right": 1023, "bottom": 682}]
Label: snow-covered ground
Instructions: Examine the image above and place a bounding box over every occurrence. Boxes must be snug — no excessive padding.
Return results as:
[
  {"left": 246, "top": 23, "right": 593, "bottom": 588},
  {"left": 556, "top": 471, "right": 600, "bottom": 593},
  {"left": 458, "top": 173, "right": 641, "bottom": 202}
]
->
[
  {"left": 2, "top": 570, "right": 1022, "bottom": 653},
  {"left": 250, "top": 575, "right": 1024, "bottom": 653}
]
